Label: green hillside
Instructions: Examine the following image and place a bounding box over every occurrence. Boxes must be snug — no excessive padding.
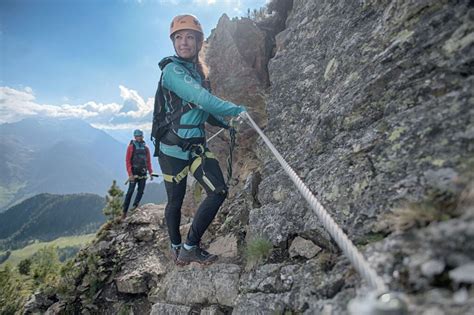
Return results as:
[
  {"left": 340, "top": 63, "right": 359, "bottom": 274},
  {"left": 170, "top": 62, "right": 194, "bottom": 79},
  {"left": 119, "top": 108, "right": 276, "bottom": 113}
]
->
[
  {"left": 0, "top": 234, "right": 95, "bottom": 266},
  {"left": 0, "top": 193, "right": 106, "bottom": 250}
]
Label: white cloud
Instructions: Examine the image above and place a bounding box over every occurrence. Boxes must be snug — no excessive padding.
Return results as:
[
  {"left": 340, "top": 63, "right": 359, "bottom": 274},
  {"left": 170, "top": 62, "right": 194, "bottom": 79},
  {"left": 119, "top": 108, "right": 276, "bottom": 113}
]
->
[
  {"left": 119, "top": 85, "right": 153, "bottom": 115},
  {"left": 0, "top": 86, "right": 154, "bottom": 129},
  {"left": 91, "top": 122, "right": 152, "bottom": 131},
  {"left": 192, "top": 0, "right": 217, "bottom": 5},
  {"left": 117, "top": 85, "right": 154, "bottom": 119}
]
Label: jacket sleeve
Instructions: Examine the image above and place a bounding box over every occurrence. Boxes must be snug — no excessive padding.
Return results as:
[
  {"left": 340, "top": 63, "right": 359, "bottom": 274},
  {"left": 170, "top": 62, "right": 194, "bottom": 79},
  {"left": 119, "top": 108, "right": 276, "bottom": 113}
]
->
[
  {"left": 162, "top": 63, "right": 245, "bottom": 117},
  {"left": 126, "top": 145, "right": 133, "bottom": 176},
  {"left": 145, "top": 146, "right": 153, "bottom": 174},
  {"left": 208, "top": 114, "right": 229, "bottom": 129}
]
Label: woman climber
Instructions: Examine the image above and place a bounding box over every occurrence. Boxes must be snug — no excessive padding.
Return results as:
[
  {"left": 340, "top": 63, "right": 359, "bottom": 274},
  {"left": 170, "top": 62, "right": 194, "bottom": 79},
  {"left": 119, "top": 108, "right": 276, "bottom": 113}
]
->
[{"left": 152, "top": 14, "right": 247, "bottom": 265}]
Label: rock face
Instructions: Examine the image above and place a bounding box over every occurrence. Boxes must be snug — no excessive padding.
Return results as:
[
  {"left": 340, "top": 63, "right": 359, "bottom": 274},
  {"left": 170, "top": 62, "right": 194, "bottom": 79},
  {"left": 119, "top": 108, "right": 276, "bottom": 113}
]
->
[
  {"left": 205, "top": 14, "right": 271, "bottom": 187},
  {"left": 159, "top": 264, "right": 240, "bottom": 306},
  {"left": 249, "top": 0, "right": 473, "bottom": 313},
  {"left": 39, "top": 1, "right": 473, "bottom": 314},
  {"left": 258, "top": 0, "right": 473, "bottom": 243}
]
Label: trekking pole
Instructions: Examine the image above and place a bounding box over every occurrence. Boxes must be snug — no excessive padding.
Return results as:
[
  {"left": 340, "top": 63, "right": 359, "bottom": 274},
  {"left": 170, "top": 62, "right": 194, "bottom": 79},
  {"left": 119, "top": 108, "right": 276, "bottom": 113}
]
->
[
  {"left": 124, "top": 175, "right": 138, "bottom": 185},
  {"left": 207, "top": 116, "right": 243, "bottom": 143},
  {"left": 207, "top": 128, "right": 225, "bottom": 142},
  {"left": 124, "top": 173, "right": 162, "bottom": 185}
]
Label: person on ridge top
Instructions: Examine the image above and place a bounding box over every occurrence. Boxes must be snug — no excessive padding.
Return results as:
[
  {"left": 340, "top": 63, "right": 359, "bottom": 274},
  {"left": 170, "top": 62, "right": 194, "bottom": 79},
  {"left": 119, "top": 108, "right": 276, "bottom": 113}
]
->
[
  {"left": 155, "top": 14, "right": 247, "bottom": 265},
  {"left": 122, "top": 129, "right": 153, "bottom": 221}
]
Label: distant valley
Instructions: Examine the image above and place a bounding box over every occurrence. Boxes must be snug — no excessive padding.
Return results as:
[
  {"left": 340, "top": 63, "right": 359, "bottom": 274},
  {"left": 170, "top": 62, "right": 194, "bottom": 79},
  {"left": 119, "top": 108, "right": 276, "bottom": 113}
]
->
[
  {"left": 0, "top": 186, "right": 167, "bottom": 252},
  {"left": 0, "top": 117, "right": 160, "bottom": 211},
  {"left": 0, "top": 193, "right": 106, "bottom": 250}
]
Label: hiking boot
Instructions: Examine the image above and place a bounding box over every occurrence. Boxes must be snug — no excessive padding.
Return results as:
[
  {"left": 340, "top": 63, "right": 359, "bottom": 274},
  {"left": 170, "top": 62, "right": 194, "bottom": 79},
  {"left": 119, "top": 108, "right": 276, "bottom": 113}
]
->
[
  {"left": 177, "top": 246, "right": 218, "bottom": 266},
  {"left": 169, "top": 246, "right": 180, "bottom": 263},
  {"left": 131, "top": 205, "right": 138, "bottom": 212}
]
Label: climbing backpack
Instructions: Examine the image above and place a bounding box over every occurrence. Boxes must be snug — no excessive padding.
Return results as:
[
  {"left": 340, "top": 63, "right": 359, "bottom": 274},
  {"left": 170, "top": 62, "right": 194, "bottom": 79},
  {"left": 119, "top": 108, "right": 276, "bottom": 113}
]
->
[
  {"left": 151, "top": 57, "right": 229, "bottom": 156},
  {"left": 130, "top": 140, "right": 148, "bottom": 175}
]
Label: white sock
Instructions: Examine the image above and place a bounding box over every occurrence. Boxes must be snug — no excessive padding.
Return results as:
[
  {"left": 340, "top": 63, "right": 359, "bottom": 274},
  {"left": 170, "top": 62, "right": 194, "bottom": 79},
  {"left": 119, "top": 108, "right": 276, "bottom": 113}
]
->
[{"left": 183, "top": 243, "right": 196, "bottom": 250}]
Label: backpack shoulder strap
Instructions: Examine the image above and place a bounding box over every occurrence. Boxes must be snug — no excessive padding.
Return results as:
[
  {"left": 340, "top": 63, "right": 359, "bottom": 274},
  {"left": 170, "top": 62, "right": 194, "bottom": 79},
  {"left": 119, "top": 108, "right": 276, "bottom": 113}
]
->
[
  {"left": 159, "top": 57, "right": 174, "bottom": 71},
  {"left": 156, "top": 58, "right": 197, "bottom": 124},
  {"left": 129, "top": 140, "right": 136, "bottom": 158},
  {"left": 154, "top": 56, "right": 174, "bottom": 113}
]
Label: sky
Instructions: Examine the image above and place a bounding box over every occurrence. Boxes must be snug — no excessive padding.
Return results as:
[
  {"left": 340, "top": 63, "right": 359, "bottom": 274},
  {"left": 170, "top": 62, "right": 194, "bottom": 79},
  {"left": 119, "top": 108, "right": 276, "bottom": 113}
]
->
[{"left": 0, "top": 0, "right": 267, "bottom": 143}]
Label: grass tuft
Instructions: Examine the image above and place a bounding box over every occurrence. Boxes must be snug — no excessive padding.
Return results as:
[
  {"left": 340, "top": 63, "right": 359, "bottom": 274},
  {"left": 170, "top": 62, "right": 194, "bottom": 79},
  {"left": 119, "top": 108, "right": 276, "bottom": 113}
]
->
[
  {"left": 376, "top": 181, "right": 473, "bottom": 233},
  {"left": 245, "top": 236, "right": 273, "bottom": 269}
]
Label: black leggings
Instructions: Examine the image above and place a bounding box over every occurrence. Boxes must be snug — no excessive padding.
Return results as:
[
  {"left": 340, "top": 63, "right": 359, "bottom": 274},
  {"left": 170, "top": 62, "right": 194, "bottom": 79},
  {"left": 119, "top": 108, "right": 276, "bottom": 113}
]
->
[
  {"left": 159, "top": 150, "right": 228, "bottom": 246},
  {"left": 123, "top": 177, "right": 146, "bottom": 213}
]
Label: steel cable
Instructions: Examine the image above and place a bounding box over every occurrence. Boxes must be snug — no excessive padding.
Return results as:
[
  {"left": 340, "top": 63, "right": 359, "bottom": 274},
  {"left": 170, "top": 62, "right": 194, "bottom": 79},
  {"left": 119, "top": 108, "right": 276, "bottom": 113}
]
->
[{"left": 241, "top": 111, "right": 387, "bottom": 292}]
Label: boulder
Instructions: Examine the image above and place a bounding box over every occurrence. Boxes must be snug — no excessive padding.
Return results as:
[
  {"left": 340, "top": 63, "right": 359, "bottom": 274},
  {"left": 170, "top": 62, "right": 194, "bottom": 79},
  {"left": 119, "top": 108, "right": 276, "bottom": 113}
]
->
[
  {"left": 208, "top": 234, "right": 238, "bottom": 258},
  {"left": 289, "top": 236, "right": 322, "bottom": 259},
  {"left": 163, "top": 264, "right": 240, "bottom": 307},
  {"left": 200, "top": 305, "right": 226, "bottom": 315},
  {"left": 133, "top": 226, "right": 154, "bottom": 242},
  {"left": 150, "top": 302, "right": 191, "bottom": 315},
  {"left": 115, "top": 270, "right": 148, "bottom": 294},
  {"left": 449, "top": 263, "right": 474, "bottom": 284}
]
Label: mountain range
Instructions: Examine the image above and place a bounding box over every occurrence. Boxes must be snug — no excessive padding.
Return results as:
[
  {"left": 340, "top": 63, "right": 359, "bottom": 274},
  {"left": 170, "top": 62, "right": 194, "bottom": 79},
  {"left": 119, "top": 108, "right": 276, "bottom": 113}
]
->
[
  {"left": 0, "top": 117, "right": 160, "bottom": 211},
  {"left": 0, "top": 183, "right": 167, "bottom": 251}
]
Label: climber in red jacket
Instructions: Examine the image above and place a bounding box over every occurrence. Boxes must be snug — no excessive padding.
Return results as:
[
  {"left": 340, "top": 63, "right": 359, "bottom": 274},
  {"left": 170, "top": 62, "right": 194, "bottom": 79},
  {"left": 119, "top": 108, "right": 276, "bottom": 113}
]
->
[{"left": 122, "top": 129, "right": 153, "bottom": 220}]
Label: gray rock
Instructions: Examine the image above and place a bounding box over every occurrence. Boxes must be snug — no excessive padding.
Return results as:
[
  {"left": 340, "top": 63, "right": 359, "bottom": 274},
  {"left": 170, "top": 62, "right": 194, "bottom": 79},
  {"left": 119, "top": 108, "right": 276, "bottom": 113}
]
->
[
  {"left": 115, "top": 271, "right": 148, "bottom": 294},
  {"left": 23, "top": 292, "right": 55, "bottom": 314},
  {"left": 200, "top": 305, "right": 225, "bottom": 315},
  {"left": 128, "top": 204, "right": 165, "bottom": 225},
  {"left": 44, "top": 302, "right": 65, "bottom": 315},
  {"left": 208, "top": 234, "right": 238, "bottom": 258},
  {"left": 133, "top": 226, "right": 154, "bottom": 242},
  {"left": 453, "top": 288, "right": 469, "bottom": 304},
  {"left": 232, "top": 292, "right": 290, "bottom": 315},
  {"left": 424, "top": 168, "right": 460, "bottom": 193},
  {"left": 163, "top": 264, "right": 240, "bottom": 307},
  {"left": 115, "top": 247, "right": 167, "bottom": 295},
  {"left": 116, "top": 233, "right": 128, "bottom": 242},
  {"left": 240, "top": 263, "right": 299, "bottom": 294},
  {"left": 449, "top": 263, "right": 474, "bottom": 284},
  {"left": 205, "top": 13, "right": 270, "bottom": 185},
  {"left": 248, "top": 203, "right": 333, "bottom": 249},
  {"left": 421, "top": 307, "right": 445, "bottom": 315},
  {"left": 89, "top": 240, "right": 111, "bottom": 256},
  {"left": 421, "top": 259, "right": 446, "bottom": 278},
  {"left": 289, "top": 236, "right": 322, "bottom": 259},
  {"left": 150, "top": 302, "right": 191, "bottom": 315}
]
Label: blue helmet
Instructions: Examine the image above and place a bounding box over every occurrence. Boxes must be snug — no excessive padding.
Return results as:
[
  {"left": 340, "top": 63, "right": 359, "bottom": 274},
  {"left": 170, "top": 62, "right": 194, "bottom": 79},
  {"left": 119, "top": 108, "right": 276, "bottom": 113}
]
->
[{"left": 133, "top": 129, "right": 143, "bottom": 137}]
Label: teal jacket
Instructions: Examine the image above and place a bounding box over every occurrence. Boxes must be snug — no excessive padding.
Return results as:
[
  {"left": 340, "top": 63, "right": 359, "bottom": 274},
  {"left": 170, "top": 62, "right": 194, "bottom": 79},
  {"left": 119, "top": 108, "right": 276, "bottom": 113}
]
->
[{"left": 159, "top": 56, "right": 245, "bottom": 160}]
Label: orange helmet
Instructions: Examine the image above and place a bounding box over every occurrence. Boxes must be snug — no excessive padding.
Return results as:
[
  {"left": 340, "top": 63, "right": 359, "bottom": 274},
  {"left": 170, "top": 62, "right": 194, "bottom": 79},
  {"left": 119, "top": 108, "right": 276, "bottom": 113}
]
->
[{"left": 170, "top": 14, "right": 203, "bottom": 38}]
